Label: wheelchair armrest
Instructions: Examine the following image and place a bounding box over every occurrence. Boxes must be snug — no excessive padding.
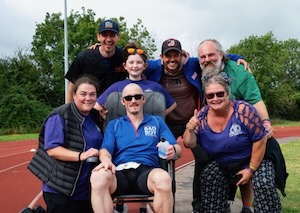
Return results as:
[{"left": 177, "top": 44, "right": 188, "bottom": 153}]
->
[{"left": 86, "top": 156, "right": 100, "bottom": 163}]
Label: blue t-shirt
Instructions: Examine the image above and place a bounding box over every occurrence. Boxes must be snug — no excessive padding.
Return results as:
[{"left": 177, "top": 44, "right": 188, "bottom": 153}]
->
[
  {"left": 196, "top": 101, "right": 266, "bottom": 164},
  {"left": 42, "top": 114, "right": 103, "bottom": 200},
  {"left": 97, "top": 79, "right": 175, "bottom": 108},
  {"left": 101, "top": 114, "right": 176, "bottom": 167}
]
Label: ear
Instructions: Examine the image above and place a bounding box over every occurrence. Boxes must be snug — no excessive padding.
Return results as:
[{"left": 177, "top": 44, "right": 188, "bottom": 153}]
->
[
  {"left": 143, "top": 95, "right": 146, "bottom": 104},
  {"left": 120, "top": 97, "right": 126, "bottom": 106}
]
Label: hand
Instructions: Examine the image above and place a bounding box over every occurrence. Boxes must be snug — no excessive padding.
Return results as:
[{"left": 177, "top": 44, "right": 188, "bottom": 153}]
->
[
  {"left": 99, "top": 105, "right": 108, "bottom": 120},
  {"left": 181, "top": 50, "right": 190, "bottom": 65},
  {"left": 87, "top": 43, "right": 100, "bottom": 50},
  {"left": 80, "top": 148, "right": 99, "bottom": 161},
  {"left": 237, "top": 59, "right": 252, "bottom": 74},
  {"left": 263, "top": 121, "right": 274, "bottom": 138},
  {"left": 165, "top": 145, "right": 176, "bottom": 160},
  {"left": 92, "top": 160, "right": 116, "bottom": 174},
  {"left": 186, "top": 109, "right": 200, "bottom": 133},
  {"left": 235, "top": 169, "right": 253, "bottom": 186}
]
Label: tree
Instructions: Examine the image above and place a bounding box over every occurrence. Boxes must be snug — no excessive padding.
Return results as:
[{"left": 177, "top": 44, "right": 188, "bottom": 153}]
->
[
  {"left": 0, "top": 52, "right": 51, "bottom": 134},
  {"left": 30, "top": 8, "right": 157, "bottom": 107},
  {"left": 227, "top": 32, "right": 300, "bottom": 120}
]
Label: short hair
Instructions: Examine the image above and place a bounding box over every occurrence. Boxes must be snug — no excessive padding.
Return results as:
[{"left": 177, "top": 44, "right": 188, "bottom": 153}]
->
[
  {"left": 202, "top": 71, "right": 231, "bottom": 95},
  {"left": 73, "top": 74, "right": 99, "bottom": 96}
]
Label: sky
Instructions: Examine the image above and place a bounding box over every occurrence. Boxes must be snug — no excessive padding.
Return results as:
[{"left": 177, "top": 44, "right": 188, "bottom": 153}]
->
[{"left": 1, "top": 0, "right": 300, "bottom": 58}]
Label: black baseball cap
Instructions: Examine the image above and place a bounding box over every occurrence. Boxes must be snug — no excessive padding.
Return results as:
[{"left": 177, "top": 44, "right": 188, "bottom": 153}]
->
[{"left": 161, "top": 38, "right": 182, "bottom": 55}]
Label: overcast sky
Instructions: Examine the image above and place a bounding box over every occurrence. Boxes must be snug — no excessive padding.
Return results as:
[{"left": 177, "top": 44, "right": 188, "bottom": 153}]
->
[{"left": 1, "top": 0, "right": 299, "bottom": 58}]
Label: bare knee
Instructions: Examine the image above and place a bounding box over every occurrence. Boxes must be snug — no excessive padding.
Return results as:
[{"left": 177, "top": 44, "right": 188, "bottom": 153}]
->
[
  {"left": 90, "top": 169, "right": 113, "bottom": 192},
  {"left": 149, "top": 169, "right": 172, "bottom": 193}
]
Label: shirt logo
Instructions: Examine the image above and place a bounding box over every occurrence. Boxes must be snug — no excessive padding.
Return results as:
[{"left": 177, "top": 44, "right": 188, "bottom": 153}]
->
[
  {"left": 229, "top": 123, "right": 242, "bottom": 137},
  {"left": 191, "top": 72, "right": 198, "bottom": 80},
  {"left": 144, "top": 126, "right": 157, "bottom": 137}
]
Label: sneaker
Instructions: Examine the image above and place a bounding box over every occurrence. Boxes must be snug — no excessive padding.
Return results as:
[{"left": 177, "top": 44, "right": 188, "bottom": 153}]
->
[
  {"left": 113, "top": 204, "right": 128, "bottom": 213},
  {"left": 240, "top": 207, "right": 253, "bottom": 213}
]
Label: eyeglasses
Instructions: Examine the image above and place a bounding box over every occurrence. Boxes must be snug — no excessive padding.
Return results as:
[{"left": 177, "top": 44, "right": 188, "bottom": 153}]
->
[
  {"left": 123, "top": 94, "right": 143, "bottom": 101},
  {"left": 205, "top": 91, "right": 226, "bottom": 99},
  {"left": 127, "top": 48, "right": 145, "bottom": 55}
]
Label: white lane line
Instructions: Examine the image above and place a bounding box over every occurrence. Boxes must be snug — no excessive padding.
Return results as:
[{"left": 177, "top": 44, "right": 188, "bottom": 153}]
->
[
  {"left": 28, "top": 191, "right": 43, "bottom": 209},
  {"left": 0, "top": 149, "right": 35, "bottom": 158},
  {"left": 175, "top": 160, "right": 195, "bottom": 171},
  {"left": 0, "top": 161, "right": 30, "bottom": 173}
]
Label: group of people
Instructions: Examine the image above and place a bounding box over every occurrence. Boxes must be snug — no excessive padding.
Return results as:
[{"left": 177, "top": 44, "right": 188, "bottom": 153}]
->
[{"left": 28, "top": 19, "right": 287, "bottom": 213}]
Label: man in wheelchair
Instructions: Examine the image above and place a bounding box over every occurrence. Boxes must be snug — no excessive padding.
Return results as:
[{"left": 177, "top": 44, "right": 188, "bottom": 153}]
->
[{"left": 90, "top": 83, "right": 182, "bottom": 213}]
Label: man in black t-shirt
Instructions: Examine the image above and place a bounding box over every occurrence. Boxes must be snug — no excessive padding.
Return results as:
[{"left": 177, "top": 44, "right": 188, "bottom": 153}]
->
[{"left": 65, "top": 19, "right": 127, "bottom": 103}]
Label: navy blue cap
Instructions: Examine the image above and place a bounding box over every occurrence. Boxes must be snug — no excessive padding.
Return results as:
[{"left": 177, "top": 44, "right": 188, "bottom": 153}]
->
[{"left": 98, "top": 20, "right": 119, "bottom": 34}]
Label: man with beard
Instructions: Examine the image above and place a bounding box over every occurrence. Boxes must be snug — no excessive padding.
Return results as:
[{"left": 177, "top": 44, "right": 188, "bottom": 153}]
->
[
  {"left": 65, "top": 20, "right": 127, "bottom": 103},
  {"left": 144, "top": 38, "right": 247, "bottom": 140},
  {"left": 192, "top": 39, "right": 287, "bottom": 213}
]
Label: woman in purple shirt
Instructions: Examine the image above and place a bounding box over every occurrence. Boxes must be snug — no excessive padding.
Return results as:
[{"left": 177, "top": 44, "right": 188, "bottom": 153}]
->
[{"left": 183, "top": 72, "right": 282, "bottom": 212}]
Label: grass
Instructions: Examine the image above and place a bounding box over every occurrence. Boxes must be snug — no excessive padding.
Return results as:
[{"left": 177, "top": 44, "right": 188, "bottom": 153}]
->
[
  {"left": 272, "top": 119, "right": 300, "bottom": 126},
  {"left": 279, "top": 140, "right": 300, "bottom": 212},
  {"left": 0, "top": 133, "right": 38, "bottom": 142},
  {"left": 236, "top": 140, "right": 300, "bottom": 212}
]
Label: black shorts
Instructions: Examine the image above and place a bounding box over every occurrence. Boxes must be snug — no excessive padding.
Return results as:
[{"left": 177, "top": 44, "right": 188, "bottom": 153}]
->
[
  {"left": 43, "top": 192, "right": 93, "bottom": 213},
  {"left": 113, "top": 164, "right": 154, "bottom": 196}
]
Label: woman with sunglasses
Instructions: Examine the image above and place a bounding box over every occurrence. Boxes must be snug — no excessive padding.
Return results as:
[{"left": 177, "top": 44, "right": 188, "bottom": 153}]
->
[
  {"left": 94, "top": 42, "right": 177, "bottom": 118},
  {"left": 183, "top": 72, "right": 282, "bottom": 212}
]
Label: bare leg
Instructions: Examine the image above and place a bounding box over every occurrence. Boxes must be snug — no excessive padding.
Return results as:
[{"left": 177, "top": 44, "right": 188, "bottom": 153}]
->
[
  {"left": 147, "top": 168, "right": 173, "bottom": 213},
  {"left": 90, "top": 169, "right": 117, "bottom": 213},
  {"left": 240, "top": 183, "right": 253, "bottom": 210}
]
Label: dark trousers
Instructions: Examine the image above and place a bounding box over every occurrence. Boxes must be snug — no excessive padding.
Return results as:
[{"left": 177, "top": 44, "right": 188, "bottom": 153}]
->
[
  {"left": 166, "top": 122, "right": 186, "bottom": 138},
  {"left": 191, "top": 137, "right": 285, "bottom": 211},
  {"left": 191, "top": 144, "right": 210, "bottom": 211},
  {"left": 43, "top": 192, "right": 93, "bottom": 213}
]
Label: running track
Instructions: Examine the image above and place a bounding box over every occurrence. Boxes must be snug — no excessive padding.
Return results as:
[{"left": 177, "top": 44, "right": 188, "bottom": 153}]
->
[{"left": 0, "top": 126, "right": 299, "bottom": 212}]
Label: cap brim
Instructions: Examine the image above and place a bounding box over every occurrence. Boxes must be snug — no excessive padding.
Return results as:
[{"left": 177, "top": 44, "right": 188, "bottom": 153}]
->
[
  {"left": 162, "top": 47, "right": 181, "bottom": 55},
  {"left": 99, "top": 29, "right": 119, "bottom": 34}
]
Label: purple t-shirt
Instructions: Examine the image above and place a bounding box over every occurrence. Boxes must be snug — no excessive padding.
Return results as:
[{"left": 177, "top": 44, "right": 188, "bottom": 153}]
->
[
  {"left": 196, "top": 100, "right": 267, "bottom": 163},
  {"left": 97, "top": 79, "right": 175, "bottom": 108},
  {"left": 42, "top": 114, "right": 103, "bottom": 200}
]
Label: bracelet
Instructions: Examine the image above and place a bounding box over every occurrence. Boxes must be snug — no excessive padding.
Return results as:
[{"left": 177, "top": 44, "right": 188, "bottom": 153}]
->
[
  {"left": 172, "top": 145, "right": 176, "bottom": 154},
  {"left": 262, "top": 119, "right": 271, "bottom": 124},
  {"left": 249, "top": 164, "right": 258, "bottom": 171},
  {"left": 78, "top": 152, "right": 83, "bottom": 162},
  {"left": 246, "top": 166, "right": 256, "bottom": 175}
]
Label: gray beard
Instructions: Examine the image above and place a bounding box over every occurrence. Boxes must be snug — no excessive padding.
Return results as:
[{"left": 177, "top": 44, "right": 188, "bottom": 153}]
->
[{"left": 201, "top": 66, "right": 220, "bottom": 78}]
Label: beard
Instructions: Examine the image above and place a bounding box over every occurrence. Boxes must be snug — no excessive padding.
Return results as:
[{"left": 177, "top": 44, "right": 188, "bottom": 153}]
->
[{"left": 201, "top": 60, "right": 222, "bottom": 78}]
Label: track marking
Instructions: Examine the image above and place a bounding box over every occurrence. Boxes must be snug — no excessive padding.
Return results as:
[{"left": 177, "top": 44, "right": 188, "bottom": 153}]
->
[
  {"left": 28, "top": 191, "right": 43, "bottom": 209},
  {"left": 0, "top": 161, "right": 30, "bottom": 173}
]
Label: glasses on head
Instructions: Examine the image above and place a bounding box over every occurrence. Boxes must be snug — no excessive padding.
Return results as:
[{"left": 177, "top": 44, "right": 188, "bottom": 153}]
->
[
  {"left": 205, "top": 91, "right": 226, "bottom": 100},
  {"left": 123, "top": 94, "right": 143, "bottom": 101},
  {"left": 127, "top": 48, "right": 145, "bottom": 55}
]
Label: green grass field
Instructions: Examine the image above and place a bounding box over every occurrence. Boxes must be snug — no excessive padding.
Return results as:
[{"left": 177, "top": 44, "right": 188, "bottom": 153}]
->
[{"left": 279, "top": 140, "right": 300, "bottom": 212}]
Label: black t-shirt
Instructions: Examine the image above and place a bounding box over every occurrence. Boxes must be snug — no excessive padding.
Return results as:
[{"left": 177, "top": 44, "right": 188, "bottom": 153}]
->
[{"left": 65, "top": 46, "right": 127, "bottom": 94}]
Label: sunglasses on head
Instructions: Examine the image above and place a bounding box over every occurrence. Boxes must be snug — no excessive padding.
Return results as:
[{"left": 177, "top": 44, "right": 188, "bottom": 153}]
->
[
  {"left": 127, "top": 48, "right": 145, "bottom": 55},
  {"left": 205, "top": 91, "right": 226, "bottom": 99},
  {"left": 123, "top": 94, "right": 143, "bottom": 101}
]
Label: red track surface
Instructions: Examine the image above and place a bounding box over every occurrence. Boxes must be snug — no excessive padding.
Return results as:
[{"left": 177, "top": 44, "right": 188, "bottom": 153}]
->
[{"left": 0, "top": 126, "right": 299, "bottom": 212}]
